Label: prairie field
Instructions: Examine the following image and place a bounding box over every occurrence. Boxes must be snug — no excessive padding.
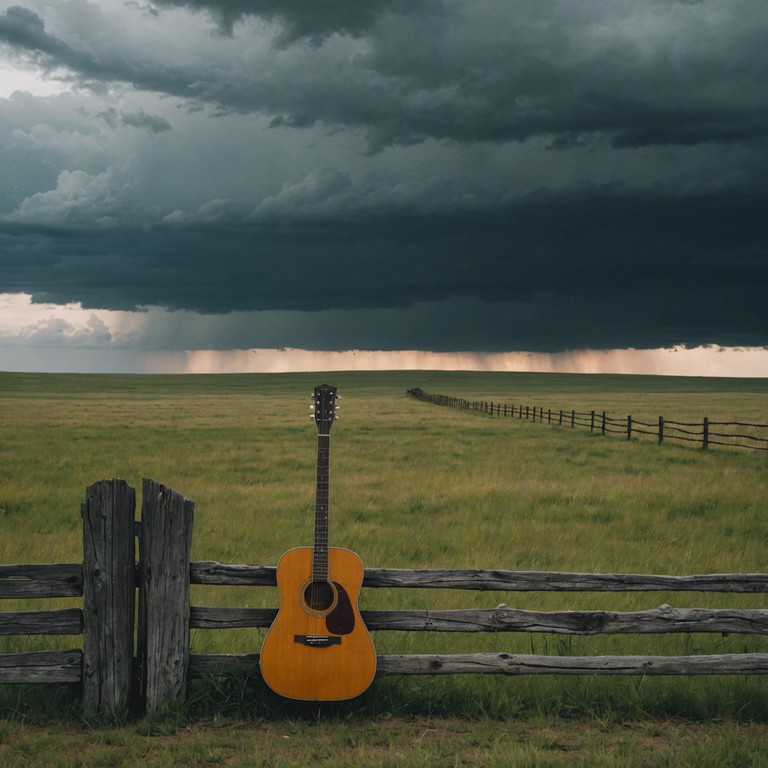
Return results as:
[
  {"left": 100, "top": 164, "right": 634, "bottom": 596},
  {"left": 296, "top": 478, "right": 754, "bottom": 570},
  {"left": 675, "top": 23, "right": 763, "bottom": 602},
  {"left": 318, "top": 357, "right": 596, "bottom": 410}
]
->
[{"left": 1, "top": 370, "right": 767, "bottom": 765}]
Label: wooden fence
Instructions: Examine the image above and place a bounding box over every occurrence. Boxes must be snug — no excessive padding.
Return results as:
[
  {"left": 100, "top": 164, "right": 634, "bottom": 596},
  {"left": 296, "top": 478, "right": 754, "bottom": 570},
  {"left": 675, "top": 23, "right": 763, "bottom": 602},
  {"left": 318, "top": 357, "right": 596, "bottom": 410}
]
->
[
  {"left": 407, "top": 388, "right": 768, "bottom": 452},
  {"left": 2, "top": 478, "right": 768, "bottom": 717}
]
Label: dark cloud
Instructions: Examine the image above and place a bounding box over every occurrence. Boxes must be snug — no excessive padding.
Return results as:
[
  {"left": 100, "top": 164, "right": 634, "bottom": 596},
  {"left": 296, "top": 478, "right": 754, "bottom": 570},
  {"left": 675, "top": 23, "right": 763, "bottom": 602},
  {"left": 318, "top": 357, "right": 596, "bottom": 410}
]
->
[
  {"left": 148, "top": 0, "right": 431, "bottom": 44},
  {"left": 1, "top": 1, "right": 767, "bottom": 357},
  {"left": 96, "top": 107, "right": 172, "bottom": 132},
  {"left": 2, "top": 187, "right": 766, "bottom": 351},
  {"left": 0, "top": 5, "right": 111, "bottom": 80},
  {"left": 2, "top": 3, "right": 767, "bottom": 151}
]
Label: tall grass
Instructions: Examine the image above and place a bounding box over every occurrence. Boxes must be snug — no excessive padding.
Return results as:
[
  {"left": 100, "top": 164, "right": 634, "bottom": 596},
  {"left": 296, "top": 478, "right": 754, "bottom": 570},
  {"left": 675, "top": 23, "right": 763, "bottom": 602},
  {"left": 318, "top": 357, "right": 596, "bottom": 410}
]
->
[{"left": 1, "top": 370, "right": 767, "bottom": 721}]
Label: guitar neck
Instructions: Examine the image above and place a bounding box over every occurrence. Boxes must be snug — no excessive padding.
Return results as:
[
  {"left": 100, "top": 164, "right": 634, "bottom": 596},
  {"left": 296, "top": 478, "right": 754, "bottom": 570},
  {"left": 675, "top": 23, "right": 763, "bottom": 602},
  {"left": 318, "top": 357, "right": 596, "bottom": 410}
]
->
[{"left": 313, "top": 431, "right": 330, "bottom": 581}]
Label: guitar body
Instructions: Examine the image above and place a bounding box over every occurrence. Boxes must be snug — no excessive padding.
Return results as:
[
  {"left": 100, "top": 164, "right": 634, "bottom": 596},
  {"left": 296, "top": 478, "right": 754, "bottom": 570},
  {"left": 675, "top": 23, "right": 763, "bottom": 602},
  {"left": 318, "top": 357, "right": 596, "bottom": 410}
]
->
[{"left": 260, "top": 546, "right": 376, "bottom": 701}]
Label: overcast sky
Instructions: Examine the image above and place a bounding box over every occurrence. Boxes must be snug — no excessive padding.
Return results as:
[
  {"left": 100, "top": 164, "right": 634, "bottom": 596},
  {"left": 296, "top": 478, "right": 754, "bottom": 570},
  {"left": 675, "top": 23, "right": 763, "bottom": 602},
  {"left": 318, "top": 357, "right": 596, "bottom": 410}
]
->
[{"left": 0, "top": 0, "right": 766, "bottom": 374}]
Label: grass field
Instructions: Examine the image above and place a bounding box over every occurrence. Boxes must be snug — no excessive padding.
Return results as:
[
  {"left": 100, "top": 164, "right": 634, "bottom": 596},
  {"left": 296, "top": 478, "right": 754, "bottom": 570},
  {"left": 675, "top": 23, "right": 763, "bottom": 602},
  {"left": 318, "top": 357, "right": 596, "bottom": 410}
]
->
[{"left": 1, "top": 370, "right": 767, "bottom": 765}]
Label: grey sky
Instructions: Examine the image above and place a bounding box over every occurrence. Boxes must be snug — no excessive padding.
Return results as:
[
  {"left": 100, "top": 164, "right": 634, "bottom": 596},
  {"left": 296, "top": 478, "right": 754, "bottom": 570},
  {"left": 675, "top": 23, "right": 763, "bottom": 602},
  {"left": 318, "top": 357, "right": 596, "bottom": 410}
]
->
[{"left": 1, "top": 0, "right": 766, "bottom": 355}]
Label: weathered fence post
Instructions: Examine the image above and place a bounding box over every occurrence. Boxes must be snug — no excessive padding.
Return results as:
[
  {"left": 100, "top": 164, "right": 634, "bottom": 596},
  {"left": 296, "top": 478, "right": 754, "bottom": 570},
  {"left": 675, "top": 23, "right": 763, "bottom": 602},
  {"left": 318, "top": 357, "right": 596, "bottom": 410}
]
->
[
  {"left": 659, "top": 416, "right": 664, "bottom": 444},
  {"left": 703, "top": 417, "right": 710, "bottom": 450},
  {"left": 627, "top": 415, "right": 633, "bottom": 441},
  {"left": 139, "top": 479, "right": 194, "bottom": 715},
  {"left": 590, "top": 411, "right": 595, "bottom": 431},
  {"left": 81, "top": 479, "right": 136, "bottom": 717}
]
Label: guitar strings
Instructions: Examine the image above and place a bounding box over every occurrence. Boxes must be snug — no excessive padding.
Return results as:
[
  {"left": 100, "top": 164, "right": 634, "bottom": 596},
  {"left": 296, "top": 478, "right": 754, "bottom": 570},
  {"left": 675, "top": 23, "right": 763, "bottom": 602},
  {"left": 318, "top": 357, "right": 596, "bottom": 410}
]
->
[{"left": 312, "top": 427, "right": 331, "bottom": 612}]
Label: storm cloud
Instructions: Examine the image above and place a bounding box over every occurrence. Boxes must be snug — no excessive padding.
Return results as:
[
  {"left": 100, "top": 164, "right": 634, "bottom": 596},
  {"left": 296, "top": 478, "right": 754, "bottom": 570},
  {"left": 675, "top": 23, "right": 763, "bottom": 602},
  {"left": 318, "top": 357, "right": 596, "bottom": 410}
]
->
[
  {"left": 0, "top": 0, "right": 766, "bottom": 356},
  {"left": 3, "top": 2, "right": 767, "bottom": 150},
  {"left": 149, "top": 0, "right": 430, "bottom": 43}
]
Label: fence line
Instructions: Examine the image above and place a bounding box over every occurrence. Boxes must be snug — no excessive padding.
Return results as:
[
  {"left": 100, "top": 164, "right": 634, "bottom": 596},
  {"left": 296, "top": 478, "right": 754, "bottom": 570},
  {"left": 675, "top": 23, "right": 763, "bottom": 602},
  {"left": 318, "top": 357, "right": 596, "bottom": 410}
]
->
[
  {"left": 407, "top": 389, "right": 768, "bottom": 452},
  {"left": 2, "top": 479, "right": 768, "bottom": 717}
]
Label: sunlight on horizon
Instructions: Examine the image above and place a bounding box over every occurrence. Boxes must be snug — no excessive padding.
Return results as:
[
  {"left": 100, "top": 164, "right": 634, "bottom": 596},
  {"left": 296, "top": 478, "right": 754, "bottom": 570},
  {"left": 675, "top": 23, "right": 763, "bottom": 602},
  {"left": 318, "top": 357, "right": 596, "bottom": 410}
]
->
[
  {"left": 178, "top": 347, "right": 768, "bottom": 378},
  {"left": 1, "top": 293, "right": 767, "bottom": 377}
]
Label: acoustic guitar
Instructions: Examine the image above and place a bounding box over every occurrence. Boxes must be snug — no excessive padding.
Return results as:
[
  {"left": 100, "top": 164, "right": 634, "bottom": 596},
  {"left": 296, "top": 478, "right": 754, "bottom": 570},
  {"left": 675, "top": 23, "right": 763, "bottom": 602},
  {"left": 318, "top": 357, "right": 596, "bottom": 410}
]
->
[{"left": 259, "top": 384, "right": 376, "bottom": 701}]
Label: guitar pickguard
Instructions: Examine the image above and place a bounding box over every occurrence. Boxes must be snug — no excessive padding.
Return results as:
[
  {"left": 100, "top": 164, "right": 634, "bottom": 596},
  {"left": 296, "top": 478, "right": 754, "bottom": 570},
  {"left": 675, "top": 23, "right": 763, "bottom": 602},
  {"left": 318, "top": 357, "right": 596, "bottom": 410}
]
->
[{"left": 326, "top": 582, "right": 355, "bottom": 635}]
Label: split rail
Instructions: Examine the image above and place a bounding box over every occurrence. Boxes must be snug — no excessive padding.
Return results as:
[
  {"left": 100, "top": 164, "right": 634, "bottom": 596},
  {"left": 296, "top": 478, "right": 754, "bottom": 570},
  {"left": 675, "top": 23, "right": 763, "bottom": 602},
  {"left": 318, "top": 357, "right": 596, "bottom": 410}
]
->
[
  {"left": 2, "top": 479, "right": 768, "bottom": 717},
  {"left": 408, "top": 388, "right": 768, "bottom": 452}
]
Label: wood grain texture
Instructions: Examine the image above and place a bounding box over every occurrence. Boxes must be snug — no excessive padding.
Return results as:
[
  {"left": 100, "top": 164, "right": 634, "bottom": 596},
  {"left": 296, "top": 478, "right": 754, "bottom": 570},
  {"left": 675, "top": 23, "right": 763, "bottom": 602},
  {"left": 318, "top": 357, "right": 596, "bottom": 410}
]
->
[
  {"left": 191, "top": 562, "right": 276, "bottom": 586},
  {"left": 139, "top": 478, "right": 194, "bottom": 714},
  {"left": 0, "top": 564, "right": 82, "bottom": 598},
  {"left": 190, "top": 652, "right": 768, "bottom": 678},
  {"left": 189, "top": 562, "right": 768, "bottom": 593},
  {"left": 259, "top": 547, "right": 376, "bottom": 701},
  {"left": 190, "top": 604, "right": 768, "bottom": 635},
  {"left": 0, "top": 609, "right": 82, "bottom": 635},
  {"left": 0, "top": 650, "right": 83, "bottom": 683},
  {"left": 361, "top": 568, "right": 768, "bottom": 593},
  {"left": 375, "top": 653, "right": 768, "bottom": 676},
  {"left": 81, "top": 479, "right": 136, "bottom": 716}
]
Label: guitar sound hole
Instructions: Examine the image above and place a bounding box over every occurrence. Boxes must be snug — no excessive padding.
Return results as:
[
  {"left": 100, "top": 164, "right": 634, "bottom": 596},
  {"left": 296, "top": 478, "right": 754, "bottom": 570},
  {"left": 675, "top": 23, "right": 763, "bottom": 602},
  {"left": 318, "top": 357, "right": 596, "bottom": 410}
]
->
[{"left": 304, "top": 580, "right": 335, "bottom": 612}]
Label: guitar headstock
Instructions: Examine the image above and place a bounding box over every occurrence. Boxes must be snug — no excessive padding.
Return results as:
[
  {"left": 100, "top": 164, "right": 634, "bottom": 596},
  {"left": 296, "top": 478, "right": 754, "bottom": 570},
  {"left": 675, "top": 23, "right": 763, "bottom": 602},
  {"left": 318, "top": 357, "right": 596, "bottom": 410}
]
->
[{"left": 312, "top": 384, "right": 338, "bottom": 434}]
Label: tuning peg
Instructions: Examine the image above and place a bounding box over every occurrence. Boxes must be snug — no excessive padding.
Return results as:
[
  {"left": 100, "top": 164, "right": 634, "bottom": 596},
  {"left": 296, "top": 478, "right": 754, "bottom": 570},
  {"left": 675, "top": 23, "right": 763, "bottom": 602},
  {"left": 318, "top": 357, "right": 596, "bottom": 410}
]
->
[{"left": 309, "top": 405, "right": 315, "bottom": 410}]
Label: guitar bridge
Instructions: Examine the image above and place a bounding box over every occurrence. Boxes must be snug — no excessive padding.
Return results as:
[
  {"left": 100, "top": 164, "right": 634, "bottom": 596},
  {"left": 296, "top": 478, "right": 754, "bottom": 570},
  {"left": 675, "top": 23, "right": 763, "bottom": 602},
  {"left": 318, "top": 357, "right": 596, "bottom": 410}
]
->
[{"left": 294, "top": 634, "right": 341, "bottom": 648}]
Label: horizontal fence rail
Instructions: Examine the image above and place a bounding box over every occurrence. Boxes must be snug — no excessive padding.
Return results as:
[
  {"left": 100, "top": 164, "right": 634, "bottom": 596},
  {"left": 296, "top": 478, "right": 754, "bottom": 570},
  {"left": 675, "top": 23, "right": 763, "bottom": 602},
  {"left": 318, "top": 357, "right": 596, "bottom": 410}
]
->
[
  {"left": 0, "top": 563, "right": 83, "bottom": 598},
  {"left": 186, "top": 652, "right": 768, "bottom": 679},
  {"left": 407, "top": 388, "right": 768, "bottom": 452},
  {"left": 0, "top": 651, "right": 83, "bottom": 685},
  {"left": 3, "top": 479, "right": 768, "bottom": 717},
  {"left": 188, "top": 604, "right": 768, "bottom": 635},
  {"left": 185, "top": 562, "right": 768, "bottom": 681},
  {"left": 191, "top": 562, "right": 768, "bottom": 592}
]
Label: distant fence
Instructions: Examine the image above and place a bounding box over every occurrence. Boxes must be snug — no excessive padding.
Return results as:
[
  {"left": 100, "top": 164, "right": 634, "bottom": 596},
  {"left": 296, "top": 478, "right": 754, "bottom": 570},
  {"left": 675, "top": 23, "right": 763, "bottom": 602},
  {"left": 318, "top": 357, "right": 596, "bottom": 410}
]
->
[
  {"left": 407, "top": 388, "right": 768, "bottom": 452},
  {"left": 3, "top": 479, "right": 768, "bottom": 716}
]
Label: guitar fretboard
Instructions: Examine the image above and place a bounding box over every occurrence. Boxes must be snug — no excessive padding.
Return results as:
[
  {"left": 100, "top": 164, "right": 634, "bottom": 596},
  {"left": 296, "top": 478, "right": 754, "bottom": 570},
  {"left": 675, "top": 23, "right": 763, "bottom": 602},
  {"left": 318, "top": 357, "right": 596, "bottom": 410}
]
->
[{"left": 313, "top": 432, "right": 330, "bottom": 581}]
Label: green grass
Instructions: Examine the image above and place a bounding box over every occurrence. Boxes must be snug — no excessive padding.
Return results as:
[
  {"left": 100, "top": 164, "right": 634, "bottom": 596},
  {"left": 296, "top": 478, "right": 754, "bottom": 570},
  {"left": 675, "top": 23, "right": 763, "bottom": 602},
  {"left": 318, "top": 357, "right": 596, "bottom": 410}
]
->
[
  {"left": 1, "top": 370, "right": 768, "bottom": 762},
  {"left": 1, "top": 716, "right": 767, "bottom": 767}
]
